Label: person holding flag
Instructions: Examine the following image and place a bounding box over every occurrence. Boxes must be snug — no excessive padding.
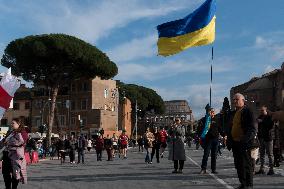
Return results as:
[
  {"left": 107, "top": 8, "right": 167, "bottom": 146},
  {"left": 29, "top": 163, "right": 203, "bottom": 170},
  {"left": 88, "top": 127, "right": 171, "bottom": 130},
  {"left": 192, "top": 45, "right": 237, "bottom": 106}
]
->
[{"left": 198, "top": 105, "right": 223, "bottom": 174}]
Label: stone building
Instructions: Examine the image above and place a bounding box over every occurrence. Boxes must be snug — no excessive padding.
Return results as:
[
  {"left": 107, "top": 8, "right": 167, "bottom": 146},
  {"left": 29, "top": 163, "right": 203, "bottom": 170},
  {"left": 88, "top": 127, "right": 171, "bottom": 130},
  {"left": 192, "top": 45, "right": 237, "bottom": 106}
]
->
[
  {"left": 140, "top": 100, "right": 193, "bottom": 135},
  {"left": 230, "top": 62, "right": 284, "bottom": 149},
  {"left": 230, "top": 63, "right": 284, "bottom": 115}
]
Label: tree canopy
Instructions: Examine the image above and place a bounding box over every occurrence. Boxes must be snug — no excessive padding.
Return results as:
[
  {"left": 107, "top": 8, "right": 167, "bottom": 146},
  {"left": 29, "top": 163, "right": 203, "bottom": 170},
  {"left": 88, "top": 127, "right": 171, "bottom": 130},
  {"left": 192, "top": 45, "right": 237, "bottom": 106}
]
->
[
  {"left": 1, "top": 33, "right": 118, "bottom": 145},
  {"left": 118, "top": 81, "right": 165, "bottom": 115},
  {"left": 1, "top": 33, "right": 118, "bottom": 86}
]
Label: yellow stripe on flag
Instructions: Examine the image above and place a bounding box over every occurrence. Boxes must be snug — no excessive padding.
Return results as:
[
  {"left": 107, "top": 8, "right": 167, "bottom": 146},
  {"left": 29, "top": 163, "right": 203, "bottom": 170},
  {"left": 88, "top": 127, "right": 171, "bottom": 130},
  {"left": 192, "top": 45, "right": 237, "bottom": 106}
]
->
[{"left": 157, "top": 16, "right": 216, "bottom": 56}]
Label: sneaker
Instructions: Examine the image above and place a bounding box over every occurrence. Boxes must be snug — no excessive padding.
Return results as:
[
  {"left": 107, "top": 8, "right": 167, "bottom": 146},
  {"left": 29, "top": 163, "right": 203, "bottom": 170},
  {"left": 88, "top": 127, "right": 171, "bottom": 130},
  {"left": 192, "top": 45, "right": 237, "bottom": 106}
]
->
[
  {"left": 172, "top": 169, "right": 178, "bottom": 174},
  {"left": 267, "top": 169, "right": 274, "bottom": 175},
  {"left": 199, "top": 169, "right": 207, "bottom": 174},
  {"left": 149, "top": 162, "right": 153, "bottom": 164},
  {"left": 177, "top": 169, "right": 183, "bottom": 174},
  {"left": 255, "top": 169, "right": 265, "bottom": 174}
]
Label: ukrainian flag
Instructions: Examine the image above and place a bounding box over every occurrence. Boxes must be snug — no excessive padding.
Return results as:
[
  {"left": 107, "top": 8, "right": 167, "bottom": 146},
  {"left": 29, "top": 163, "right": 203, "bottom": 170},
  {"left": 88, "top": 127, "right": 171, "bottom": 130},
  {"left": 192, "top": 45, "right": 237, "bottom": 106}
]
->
[{"left": 157, "top": 0, "right": 216, "bottom": 56}]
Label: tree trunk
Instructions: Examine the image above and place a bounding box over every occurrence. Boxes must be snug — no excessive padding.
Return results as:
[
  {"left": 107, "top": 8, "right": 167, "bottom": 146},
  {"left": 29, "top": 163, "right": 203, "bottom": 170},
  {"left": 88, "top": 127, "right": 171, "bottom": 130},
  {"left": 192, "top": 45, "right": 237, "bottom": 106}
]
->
[{"left": 47, "top": 86, "right": 59, "bottom": 147}]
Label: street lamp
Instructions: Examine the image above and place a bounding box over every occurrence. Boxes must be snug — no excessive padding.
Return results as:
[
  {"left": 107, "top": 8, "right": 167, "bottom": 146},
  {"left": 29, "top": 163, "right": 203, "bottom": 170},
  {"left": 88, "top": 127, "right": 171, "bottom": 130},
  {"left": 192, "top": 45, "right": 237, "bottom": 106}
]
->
[{"left": 134, "top": 100, "right": 142, "bottom": 146}]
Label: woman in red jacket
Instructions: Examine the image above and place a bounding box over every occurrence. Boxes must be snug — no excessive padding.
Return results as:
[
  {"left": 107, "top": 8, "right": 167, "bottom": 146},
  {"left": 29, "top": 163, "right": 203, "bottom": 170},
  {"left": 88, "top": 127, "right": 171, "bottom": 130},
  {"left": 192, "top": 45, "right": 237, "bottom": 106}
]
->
[
  {"left": 119, "top": 130, "right": 128, "bottom": 159},
  {"left": 95, "top": 135, "right": 104, "bottom": 161}
]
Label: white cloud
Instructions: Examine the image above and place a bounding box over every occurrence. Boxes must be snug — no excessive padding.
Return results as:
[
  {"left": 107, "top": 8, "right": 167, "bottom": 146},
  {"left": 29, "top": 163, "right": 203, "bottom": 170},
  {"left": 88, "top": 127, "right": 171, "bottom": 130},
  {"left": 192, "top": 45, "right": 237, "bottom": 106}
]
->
[
  {"left": 9, "top": 0, "right": 197, "bottom": 43},
  {"left": 107, "top": 34, "right": 157, "bottom": 62},
  {"left": 117, "top": 56, "right": 235, "bottom": 81},
  {"left": 152, "top": 83, "right": 229, "bottom": 119},
  {"left": 255, "top": 33, "right": 284, "bottom": 61}
]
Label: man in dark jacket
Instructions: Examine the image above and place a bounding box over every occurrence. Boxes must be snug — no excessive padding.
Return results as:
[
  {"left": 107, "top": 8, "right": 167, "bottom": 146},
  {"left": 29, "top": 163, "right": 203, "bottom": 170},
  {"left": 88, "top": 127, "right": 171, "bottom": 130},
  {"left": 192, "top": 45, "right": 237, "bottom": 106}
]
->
[
  {"left": 199, "top": 107, "right": 223, "bottom": 174},
  {"left": 228, "top": 93, "right": 256, "bottom": 189},
  {"left": 77, "top": 135, "right": 86, "bottom": 164},
  {"left": 256, "top": 105, "right": 274, "bottom": 175}
]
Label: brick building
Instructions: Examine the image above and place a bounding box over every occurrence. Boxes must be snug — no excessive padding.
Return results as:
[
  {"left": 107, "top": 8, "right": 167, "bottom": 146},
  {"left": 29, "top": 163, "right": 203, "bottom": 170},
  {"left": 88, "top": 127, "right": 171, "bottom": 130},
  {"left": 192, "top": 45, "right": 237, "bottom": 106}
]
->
[
  {"left": 118, "top": 98, "right": 132, "bottom": 137},
  {"left": 1, "top": 77, "right": 120, "bottom": 138}
]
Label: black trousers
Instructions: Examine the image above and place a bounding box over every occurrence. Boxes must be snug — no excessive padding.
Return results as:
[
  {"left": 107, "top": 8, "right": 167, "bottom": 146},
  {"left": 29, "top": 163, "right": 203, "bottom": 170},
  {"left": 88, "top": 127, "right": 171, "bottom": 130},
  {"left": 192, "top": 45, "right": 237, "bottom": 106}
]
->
[
  {"left": 2, "top": 151, "right": 19, "bottom": 189},
  {"left": 96, "top": 150, "right": 102, "bottom": 161},
  {"left": 174, "top": 160, "right": 184, "bottom": 170},
  {"left": 232, "top": 141, "right": 253, "bottom": 187},
  {"left": 69, "top": 150, "right": 75, "bottom": 162},
  {"left": 151, "top": 144, "right": 160, "bottom": 162}
]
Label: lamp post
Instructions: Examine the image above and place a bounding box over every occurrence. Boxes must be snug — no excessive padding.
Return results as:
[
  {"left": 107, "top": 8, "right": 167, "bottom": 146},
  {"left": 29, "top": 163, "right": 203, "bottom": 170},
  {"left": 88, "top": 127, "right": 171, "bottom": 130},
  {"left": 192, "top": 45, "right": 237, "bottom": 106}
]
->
[
  {"left": 135, "top": 100, "right": 138, "bottom": 146},
  {"left": 40, "top": 98, "right": 51, "bottom": 137}
]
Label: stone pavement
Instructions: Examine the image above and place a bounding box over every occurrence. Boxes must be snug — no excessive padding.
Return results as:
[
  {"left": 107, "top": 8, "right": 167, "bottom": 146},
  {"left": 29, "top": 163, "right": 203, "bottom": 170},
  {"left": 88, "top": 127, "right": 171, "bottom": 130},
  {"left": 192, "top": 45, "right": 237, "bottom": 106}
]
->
[{"left": 0, "top": 147, "right": 283, "bottom": 189}]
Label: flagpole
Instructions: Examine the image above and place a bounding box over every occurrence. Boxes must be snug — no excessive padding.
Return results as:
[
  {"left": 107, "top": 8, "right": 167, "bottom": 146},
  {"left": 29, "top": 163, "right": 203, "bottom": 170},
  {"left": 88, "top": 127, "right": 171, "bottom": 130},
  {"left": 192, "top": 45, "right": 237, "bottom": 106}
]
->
[{"left": 210, "top": 46, "right": 214, "bottom": 107}]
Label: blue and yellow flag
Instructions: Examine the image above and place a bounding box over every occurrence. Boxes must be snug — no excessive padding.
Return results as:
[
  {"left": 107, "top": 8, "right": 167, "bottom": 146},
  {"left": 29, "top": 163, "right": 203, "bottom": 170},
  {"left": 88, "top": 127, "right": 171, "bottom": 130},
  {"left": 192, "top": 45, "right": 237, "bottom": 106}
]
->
[{"left": 157, "top": 0, "right": 216, "bottom": 56}]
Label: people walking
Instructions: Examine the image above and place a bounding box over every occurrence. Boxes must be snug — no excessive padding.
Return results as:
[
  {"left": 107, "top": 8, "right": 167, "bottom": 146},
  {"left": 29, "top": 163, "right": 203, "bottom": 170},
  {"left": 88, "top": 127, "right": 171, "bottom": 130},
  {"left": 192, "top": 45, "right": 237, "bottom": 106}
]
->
[
  {"left": 159, "top": 127, "right": 168, "bottom": 158},
  {"left": 86, "top": 138, "right": 92, "bottom": 152},
  {"left": 168, "top": 118, "right": 186, "bottom": 174},
  {"left": 95, "top": 135, "right": 104, "bottom": 161},
  {"left": 111, "top": 133, "right": 119, "bottom": 158},
  {"left": 151, "top": 127, "right": 160, "bottom": 163},
  {"left": 58, "top": 136, "right": 66, "bottom": 164},
  {"left": 119, "top": 130, "right": 128, "bottom": 159},
  {"left": 227, "top": 93, "right": 256, "bottom": 189},
  {"left": 199, "top": 107, "right": 223, "bottom": 174},
  {"left": 69, "top": 135, "right": 76, "bottom": 164},
  {"left": 137, "top": 136, "right": 144, "bottom": 152},
  {"left": 144, "top": 128, "right": 154, "bottom": 164},
  {"left": 255, "top": 106, "right": 275, "bottom": 175},
  {"left": 77, "top": 134, "right": 86, "bottom": 164},
  {"left": 2, "top": 118, "right": 28, "bottom": 189},
  {"left": 104, "top": 134, "right": 113, "bottom": 161}
]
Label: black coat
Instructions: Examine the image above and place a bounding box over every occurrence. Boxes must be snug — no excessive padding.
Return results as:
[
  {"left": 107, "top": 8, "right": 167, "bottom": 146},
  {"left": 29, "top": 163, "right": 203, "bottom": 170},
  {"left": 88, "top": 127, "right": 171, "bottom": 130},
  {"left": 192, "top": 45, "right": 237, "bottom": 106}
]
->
[
  {"left": 226, "top": 106, "right": 257, "bottom": 150},
  {"left": 257, "top": 114, "right": 274, "bottom": 141}
]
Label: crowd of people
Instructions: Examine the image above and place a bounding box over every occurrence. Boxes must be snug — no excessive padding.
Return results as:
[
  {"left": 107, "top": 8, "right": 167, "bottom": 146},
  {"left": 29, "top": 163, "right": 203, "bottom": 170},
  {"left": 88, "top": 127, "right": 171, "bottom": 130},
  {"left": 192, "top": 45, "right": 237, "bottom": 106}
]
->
[{"left": 0, "top": 93, "right": 283, "bottom": 189}]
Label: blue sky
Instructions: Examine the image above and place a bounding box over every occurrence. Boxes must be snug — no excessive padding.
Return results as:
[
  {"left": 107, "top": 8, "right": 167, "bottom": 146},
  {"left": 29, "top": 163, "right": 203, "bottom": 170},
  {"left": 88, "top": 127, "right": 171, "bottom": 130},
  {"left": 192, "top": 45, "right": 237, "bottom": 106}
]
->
[{"left": 0, "top": 0, "right": 284, "bottom": 118}]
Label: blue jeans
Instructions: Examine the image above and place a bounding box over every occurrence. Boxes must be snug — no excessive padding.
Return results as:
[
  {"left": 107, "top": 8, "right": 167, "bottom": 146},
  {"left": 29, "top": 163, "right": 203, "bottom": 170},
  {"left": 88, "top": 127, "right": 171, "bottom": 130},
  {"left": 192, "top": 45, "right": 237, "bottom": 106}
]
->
[
  {"left": 201, "top": 138, "right": 218, "bottom": 171},
  {"left": 77, "top": 148, "right": 85, "bottom": 163}
]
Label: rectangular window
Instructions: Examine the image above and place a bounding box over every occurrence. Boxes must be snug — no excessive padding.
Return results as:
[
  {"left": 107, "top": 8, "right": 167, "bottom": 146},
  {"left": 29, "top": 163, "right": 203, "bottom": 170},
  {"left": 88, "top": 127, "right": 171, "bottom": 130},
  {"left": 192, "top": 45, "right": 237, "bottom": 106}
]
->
[
  {"left": 59, "top": 115, "right": 65, "bottom": 126},
  {"left": 35, "top": 117, "right": 41, "bottom": 127},
  {"left": 81, "top": 99, "right": 87, "bottom": 110},
  {"left": 71, "top": 101, "right": 76, "bottom": 110},
  {"left": 82, "top": 82, "right": 89, "bottom": 91},
  {"left": 104, "top": 89, "right": 108, "bottom": 98},
  {"left": 71, "top": 117, "right": 76, "bottom": 125},
  {"left": 71, "top": 83, "right": 76, "bottom": 92},
  {"left": 25, "top": 102, "right": 30, "bottom": 110},
  {"left": 13, "top": 103, "right": 20, "bottom": 110},
  {"left": 82, "top": 118, "right": 87, "bottom": 126}
]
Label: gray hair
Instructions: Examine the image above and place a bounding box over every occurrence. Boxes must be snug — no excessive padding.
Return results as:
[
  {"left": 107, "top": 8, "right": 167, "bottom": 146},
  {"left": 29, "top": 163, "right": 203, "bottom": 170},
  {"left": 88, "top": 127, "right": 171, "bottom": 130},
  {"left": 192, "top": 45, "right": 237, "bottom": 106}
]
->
[{"left": 234, "top": 93, "right": 245, "bottom": 101}]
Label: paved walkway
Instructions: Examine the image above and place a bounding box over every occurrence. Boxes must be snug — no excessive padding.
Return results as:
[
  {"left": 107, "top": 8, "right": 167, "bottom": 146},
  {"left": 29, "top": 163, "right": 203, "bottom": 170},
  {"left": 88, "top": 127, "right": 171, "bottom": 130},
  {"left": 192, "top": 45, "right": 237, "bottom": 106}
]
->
[{"left": 0, "top": 147, "right": 283, "bottom": 189}]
